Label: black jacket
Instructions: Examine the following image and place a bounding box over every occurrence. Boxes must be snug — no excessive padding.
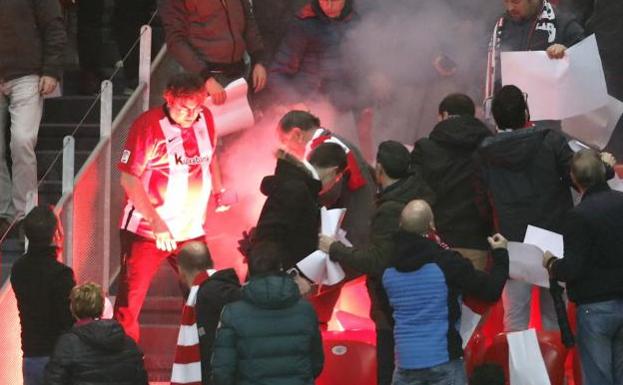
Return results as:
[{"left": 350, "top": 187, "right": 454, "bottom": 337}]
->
[
  {"left": 196, "top": 269, "right": 242, "bottom": 385},
  {"left": 251, "top": 154, "right": 322, "bottom": 269},
  {"left": 10, "top": 246, "right": 75, "bottom": 357},
  {"left": 551, "top": 183, "right": 623, "bottom": 304},
  {"left": 45, "top": 319, "right": 148, "bottom": 385},
  {"left": 329, "top": 173, "right": 435, "bottom": 329},
  {"left": 212, "top": 274, "right": 324, "bottom": 385},
  {"left": 478, "top": 127, "right": 574, "bottom": 241},
  {"left": 412, "top": 116, "right": 493, "bottom": 250},
  {"left": 0, "top": 0, "right": 66, "bottom": 81}
]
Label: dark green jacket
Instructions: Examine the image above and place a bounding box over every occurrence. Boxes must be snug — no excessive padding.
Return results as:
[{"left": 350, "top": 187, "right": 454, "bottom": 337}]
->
[
  {"left": 328, "top": 174, "right": 435, "bottom": 328},
  {"left": 211, "top": 274, "right": 324, "bottom": 385}
]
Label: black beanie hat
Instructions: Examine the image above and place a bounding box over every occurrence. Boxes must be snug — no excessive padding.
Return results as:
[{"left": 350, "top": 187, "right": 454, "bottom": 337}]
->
[{"left": 376, "top": 140, "right": 411, "bottom": 179}]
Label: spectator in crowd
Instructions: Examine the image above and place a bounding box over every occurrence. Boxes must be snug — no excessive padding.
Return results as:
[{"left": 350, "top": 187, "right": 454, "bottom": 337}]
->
[
  {"left": 172, "top": 241, "right": 241, "bottom": 385},
  {"left": 0, "top": 0, "right": 66, "bottom": 238},
  {"left": 211, "top": 245, "right": 324, "bottom": 385},
  {"left": 411, "top": 93, "right": 493, "bottom": 270},
  {"left": 319, "top": 141, "right": 435, "bottom": 385},
  {"left": 45, "top": 283, "right": 148, "bottom": 385},
  {"left": 383, "top": 200, "right": 509, "bottom": 385},
  {"left": 159, "top": 0, "right": 267, "bottom": 105},
  {"left": 469, "top": 363, "right": 505, "bottom": 385},
  {"left": 276, "top": 110, "right": 376, "bottom": 325},
  {"left": 114, "top": 73, "right": 218, "bottom": 341},
  {"left": 486, "top": 0, "right": 585, "bottom": 99},
  {"left": 268, "top": 0, "right": 357, "bottom": 111},
  {"left": 248, "top": 142, "right": 347, "bottom": 272},
  {"left": 10, "top": 206, "right": 75, "bottom": 385},
  {"left": 544, "top": 149, "right": 623, "bottom": 385},
  {"left": 478, "top": 84, "right": 573, "bottom": 332}
]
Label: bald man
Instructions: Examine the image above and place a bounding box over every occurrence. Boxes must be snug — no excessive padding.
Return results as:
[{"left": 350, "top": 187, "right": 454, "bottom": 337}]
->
[{"left": 382, "top": 200, "right": 509, "bottom": 385}]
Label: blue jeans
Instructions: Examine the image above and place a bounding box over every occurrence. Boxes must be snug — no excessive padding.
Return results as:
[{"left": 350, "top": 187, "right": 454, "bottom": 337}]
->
[
  {"left": 0, "top": 75, "right": 44, "bottom": 220},
  {"left": 577, "top": 299, "right": 623, "bottom": 385},
  {"left": 392, "top": 359, "right": 467, "bottom": 385},
  {"left": 22, "top": 356, "right": 49, "bottom": 385}
]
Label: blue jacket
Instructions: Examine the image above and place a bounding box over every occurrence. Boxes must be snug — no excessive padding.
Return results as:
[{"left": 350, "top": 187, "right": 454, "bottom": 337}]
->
[
  {"left": 268, "top": 0, "right": 356, "bottom": 109},
  {"left": 383, "top": 232, "right": 508, "bottom": 370}
]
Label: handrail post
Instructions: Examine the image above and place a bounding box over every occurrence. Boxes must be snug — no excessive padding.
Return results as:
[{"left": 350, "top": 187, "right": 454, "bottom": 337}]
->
[
  {"left": 62, "top": 136, "right": 75, "bottom": 268},
  {"left": 139, "top": 25, "right": 152, "bottom": 112},
  {"left": 100, "top": 80, "right": 113, "bottom": 291}
]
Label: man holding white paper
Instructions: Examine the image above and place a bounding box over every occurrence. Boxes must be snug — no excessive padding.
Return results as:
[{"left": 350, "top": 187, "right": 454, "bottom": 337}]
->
[
  {"left": 485, "top": 0, "right": 584, "bottom": 99},
  {"left": 544, "top": 149, "right": 623, "bottom": 385}
]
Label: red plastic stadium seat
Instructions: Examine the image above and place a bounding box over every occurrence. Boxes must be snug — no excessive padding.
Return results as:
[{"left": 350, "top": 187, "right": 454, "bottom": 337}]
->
[
  {"left": 317, "top": 330, "right": 377, "bottom": 385},
  {"left": 478, "top": 331, "right": 568, "bottom": 385}
]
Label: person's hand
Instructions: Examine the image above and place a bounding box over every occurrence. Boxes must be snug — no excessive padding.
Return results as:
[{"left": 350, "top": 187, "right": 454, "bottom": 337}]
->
[
  {"left": 487, "top": 233, "right": 508, "bottom": 250},
  {"left": 546, "top": 44, "right": 567, "bottom": 59},
  {"left": 52, "top": 208, "right": 64, "bottom": 260},
  {"left": 252, "top": 63, "right": 267, "bottom": 93},
  {"left": 600, "top": 151, "right": 617, "bottom": 167},
  {"left": 151, "top": 217, "right": 177, "bottom": 252},
  {"left": 39, "top": 76, "right": 58, "bottom": 96},
  {"left": 237, "top": 228, "right": 255, "bottom": 258},
  {"left": 205, "top": 77, "right": 226, "bottom": 105},
  {"left": 293, "top": 275, "right": 312, "bottom": 296},
  {"left": 318, "top": 234, "right": 336, "bottom": 253},
  {"left": 542, "top": 250, "right": 556, "bottom": 269}
]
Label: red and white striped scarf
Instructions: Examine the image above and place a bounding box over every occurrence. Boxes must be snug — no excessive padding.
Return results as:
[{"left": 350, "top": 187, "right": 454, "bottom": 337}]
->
[
  {"left": 171, "top": 269, "right": 215, "bottom": 385},
  {"left": 306, "top": 129, "right": 368, "bottom": 191}
]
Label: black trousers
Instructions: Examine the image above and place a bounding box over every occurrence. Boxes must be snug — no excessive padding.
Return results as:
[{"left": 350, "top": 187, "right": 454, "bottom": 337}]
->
[
  {"left": 76, "top": 0, "right": 105, "bottom": 73},
  {"left": 376, "top": 327, "right": 395, "bottom": 385}
]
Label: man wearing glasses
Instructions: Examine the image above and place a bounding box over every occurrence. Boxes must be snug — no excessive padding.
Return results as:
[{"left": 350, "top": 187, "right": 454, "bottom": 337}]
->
[{"left": 114, "top": 73, "right": 218, "bottom": 342}]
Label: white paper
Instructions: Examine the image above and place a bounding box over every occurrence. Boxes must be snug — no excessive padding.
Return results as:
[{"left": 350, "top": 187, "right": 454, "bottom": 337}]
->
[
  {"left": 507, "top": 329, "right": 552, "bottom": 385},
  {"left": 562, "top": 95, "right": 623, "bottom": 149},
  {"left": 608, "top": 175, "right": 623, "bottom": 192},
  {"left": 204, "top": 78, "right": 255, "bottom": 135},
  {"left": 501, "top": 35, "right": 608, "bottom": 121},
  {"left": 524, "top": 225, "right": 564, "bottom": 258},
  {"left": 507, "top": 242, "right": 551, "bottom": 288},
  {"left": 296, "top": 207, "right": 346, "bottom": 285},
  {"left": 460, "top": 305, "right": 481, "bottom": 349}
]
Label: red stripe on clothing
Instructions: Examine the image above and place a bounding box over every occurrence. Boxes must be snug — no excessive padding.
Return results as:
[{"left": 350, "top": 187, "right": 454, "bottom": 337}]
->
[{"left": 174, "top": 344, "right": 202, "bottom": 364}]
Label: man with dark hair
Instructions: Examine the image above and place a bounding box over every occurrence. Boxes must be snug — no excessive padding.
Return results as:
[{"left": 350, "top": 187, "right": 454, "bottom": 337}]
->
[
  {"left": 485, "top": 0, "right": 585, "bottom": 99},
  {"left": 114, "top": 73, "right": 219, "bottom": 341},
  {"left": 11, "top": 206, "right": 75, "bottom": 385},
  {"left": 412, "top": 93, "right": 492, "bottom": 270},
  {"left": 384, "top": 200, "right": 508, "bottom": 385},
  {"left": 0, "top": 0, "right": 66, "bottom": 238},
  {"left": 479, "top": 84, "right": 572, "bottom": 332},
  {"left": 212, "top": 250, "right": 324, "bottom": 385},
  {"left": 173, "top": 242, "right": 241, "bottom": 385},
  {"left": 437, "top": 93, "right": 476, "bottom": 119},
  {"left": 159, "top": 0, "right": 267, "bottom": 105},
  {"left": 319, "top": 140, "right": 435, "bottom": 385},
  {"left": 469, "top": 364, "right": 505, "bottom": 385},
  {"left": 543, "top": 149, "right": 623, "bottom": 385}
]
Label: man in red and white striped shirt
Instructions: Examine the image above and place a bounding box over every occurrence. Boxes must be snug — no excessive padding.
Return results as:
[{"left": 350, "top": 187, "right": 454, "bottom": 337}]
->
[{"left": 113, "top": 73, "right": 218, "bottom": 342}]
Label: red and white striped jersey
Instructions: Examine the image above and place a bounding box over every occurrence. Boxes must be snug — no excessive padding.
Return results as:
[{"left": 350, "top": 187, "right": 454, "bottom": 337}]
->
[{"left": 118, "top": 106, "right": 216, "bottom": 241}]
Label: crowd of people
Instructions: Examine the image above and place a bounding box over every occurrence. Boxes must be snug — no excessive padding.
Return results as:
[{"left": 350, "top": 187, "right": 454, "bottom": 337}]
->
[{"left": 4, "top": 0, "right": 623, "bottom": 385}]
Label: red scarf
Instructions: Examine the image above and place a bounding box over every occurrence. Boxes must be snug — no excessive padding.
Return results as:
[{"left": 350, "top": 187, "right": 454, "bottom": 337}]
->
[{"left": 171, "top": 270, "right": 213, "bottom": 385}]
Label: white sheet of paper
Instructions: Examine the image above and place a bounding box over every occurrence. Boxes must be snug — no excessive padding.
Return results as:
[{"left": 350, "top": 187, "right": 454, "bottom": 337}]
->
[
  {"left": 296, "top": 208, "right": 346, "bottom": 285},
  {"left": 507, "top": 242, "right": 550, "bottom": 288},
  {"left": 501, "top": 35, "right": 608, "bottom": 121},
  {"left": 562, "top": 95, "right": 623, "bottom": 149},
  {"left": 608, "top": 175, "right": 623, "bottom": 192},
  {"left": 507, "top": 329, "right": 552, "bottom": 385},
  {"left": 460, "top": 305, "right": 481, "bottom": 349},
  {"left": 523, "top": 225, "right": 564, "bottom": 258},
  {"left": 204, "top": 78, "right": 255, "bottom": 135}
]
